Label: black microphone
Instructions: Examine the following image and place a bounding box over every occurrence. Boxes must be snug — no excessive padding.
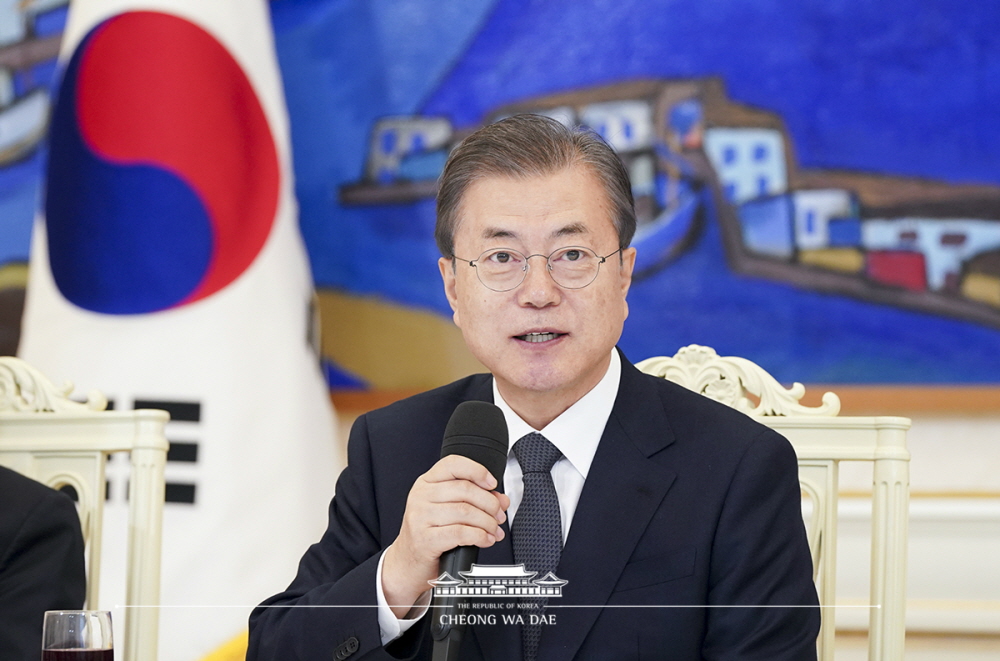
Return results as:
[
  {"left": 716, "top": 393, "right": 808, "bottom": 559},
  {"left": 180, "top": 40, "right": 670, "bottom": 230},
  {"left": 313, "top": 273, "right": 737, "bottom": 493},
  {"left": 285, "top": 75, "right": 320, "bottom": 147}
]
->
[{"left": 430, "top": 400, "right": 508, "bottom": 661}]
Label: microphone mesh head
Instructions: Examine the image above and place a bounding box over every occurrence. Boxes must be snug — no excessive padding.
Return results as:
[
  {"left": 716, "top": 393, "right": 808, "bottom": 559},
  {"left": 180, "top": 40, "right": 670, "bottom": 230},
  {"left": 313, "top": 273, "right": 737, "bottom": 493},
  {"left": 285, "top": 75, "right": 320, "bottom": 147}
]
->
[{"left": 441, "top": 400, "right": 508, "bottom": 483}]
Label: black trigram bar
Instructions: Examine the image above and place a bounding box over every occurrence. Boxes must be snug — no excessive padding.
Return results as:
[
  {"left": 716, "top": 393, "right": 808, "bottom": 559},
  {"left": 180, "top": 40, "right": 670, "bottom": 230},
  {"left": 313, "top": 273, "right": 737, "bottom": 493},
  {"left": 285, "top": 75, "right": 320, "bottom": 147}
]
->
[
  {"left": 167, "top": 441, "right": 199, "bottom": 463},
  {"left": 166, "top": 440, "right": 199, "bottom": 504},
  {"left": 133, "top": 399, "right": 201, "bottom": 422},
  {"left": 107, "top": 481, "right": 198, "bottom": 504},
  {"left": 165, "top": 483, "right": 196, "bottom": 504}
]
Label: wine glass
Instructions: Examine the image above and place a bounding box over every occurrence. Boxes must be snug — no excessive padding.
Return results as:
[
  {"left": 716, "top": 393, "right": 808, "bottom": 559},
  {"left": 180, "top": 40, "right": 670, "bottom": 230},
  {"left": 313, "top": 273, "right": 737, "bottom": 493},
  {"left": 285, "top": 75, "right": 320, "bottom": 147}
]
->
[{"left": 41, "top": 611, "right": 114, "bottom": 660}]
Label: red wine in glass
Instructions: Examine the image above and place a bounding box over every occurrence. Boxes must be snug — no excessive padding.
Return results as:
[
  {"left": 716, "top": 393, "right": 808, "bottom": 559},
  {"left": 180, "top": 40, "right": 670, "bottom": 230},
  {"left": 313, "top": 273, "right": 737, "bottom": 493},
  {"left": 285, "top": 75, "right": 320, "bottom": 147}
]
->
[
  {"left": 42, "top": 611, "right": 114, "bottom": 660},
  {"left": 42, "top": 649, "right": 114, "bottom": 661}
]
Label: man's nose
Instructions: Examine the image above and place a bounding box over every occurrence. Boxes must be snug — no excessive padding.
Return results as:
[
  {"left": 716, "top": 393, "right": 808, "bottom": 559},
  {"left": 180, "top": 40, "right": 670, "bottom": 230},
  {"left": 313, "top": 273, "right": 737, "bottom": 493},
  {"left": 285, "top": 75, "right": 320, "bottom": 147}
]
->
[{"left": 517, "top": 255, "right": 561, "bottom": 307}]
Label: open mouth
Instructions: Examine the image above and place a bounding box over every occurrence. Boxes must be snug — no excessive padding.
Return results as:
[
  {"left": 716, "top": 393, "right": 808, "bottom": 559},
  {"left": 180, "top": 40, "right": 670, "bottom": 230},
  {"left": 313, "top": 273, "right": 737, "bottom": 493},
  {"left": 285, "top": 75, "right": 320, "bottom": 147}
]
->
[{"left": 515, "top": 332, "right": 566, "bottom": 343}]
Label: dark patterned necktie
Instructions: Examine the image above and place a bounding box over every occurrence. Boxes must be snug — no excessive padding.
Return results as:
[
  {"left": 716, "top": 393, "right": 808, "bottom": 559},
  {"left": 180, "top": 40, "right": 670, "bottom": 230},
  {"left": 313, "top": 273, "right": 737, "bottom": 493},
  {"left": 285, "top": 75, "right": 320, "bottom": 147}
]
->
[{"left": 511, "top": 432, "right": 563, "bottom": 661}]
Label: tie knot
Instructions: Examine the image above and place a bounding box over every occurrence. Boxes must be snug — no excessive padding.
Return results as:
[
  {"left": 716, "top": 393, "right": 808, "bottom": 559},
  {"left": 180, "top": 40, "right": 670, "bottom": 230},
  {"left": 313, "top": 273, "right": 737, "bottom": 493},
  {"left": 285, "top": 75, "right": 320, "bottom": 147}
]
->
[{"left": 513, "top": 432, "right": 562, "bottom": 474}]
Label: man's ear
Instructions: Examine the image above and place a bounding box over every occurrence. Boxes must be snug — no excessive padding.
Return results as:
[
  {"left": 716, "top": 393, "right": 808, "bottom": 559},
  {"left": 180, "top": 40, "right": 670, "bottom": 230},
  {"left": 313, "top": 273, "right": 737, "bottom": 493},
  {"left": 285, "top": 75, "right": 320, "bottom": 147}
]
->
[
  {"left": 619, "top": 246, "right": 637, "bottom": 298},
  {"left": 438, "top": 257, "right": 461, "bottom": 327}
]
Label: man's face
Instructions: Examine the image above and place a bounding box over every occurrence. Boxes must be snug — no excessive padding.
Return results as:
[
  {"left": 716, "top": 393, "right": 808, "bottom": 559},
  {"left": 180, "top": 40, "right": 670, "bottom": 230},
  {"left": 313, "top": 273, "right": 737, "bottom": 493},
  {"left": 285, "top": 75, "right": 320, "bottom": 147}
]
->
[{"left": 439, "top": 165, "right": 636, "bottom": 415}]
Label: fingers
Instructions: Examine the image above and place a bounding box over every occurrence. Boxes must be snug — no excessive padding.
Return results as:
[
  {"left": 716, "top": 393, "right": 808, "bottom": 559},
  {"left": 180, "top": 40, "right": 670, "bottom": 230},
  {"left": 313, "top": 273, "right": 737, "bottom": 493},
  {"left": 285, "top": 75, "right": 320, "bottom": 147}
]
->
[
  {"left": 419, "top": 478, "right": 507, "bottom": 523},
  {"left": 494, "top": 490, "right": 511, "bottom": 514},
  {"left": 424, "top": 454, "right": 500, "bottom": 491},
  {"left": 400, "top": 455, "right": 509, "bottom": 557}
]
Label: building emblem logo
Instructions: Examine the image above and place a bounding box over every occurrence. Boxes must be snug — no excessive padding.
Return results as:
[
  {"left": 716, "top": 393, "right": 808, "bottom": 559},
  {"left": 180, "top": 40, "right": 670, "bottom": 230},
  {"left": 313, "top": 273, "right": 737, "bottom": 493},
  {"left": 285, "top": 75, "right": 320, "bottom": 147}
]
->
[{"left": 429, "top": 563, "right": 567, "bottom": 598}]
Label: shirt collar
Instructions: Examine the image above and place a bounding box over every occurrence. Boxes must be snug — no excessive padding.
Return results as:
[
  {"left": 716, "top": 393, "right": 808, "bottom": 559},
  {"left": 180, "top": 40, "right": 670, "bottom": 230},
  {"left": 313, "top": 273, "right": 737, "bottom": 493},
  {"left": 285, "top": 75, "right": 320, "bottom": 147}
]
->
[{"left": 493, "top": 349, "right": 621, "bottom": 479}]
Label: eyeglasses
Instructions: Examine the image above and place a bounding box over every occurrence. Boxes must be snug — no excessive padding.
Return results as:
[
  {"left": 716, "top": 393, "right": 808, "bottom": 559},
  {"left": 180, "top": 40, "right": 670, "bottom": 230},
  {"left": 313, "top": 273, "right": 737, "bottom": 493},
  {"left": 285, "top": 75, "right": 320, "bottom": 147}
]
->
[{"left": 453, "top": 246, "right": 622, "bottom": 292}]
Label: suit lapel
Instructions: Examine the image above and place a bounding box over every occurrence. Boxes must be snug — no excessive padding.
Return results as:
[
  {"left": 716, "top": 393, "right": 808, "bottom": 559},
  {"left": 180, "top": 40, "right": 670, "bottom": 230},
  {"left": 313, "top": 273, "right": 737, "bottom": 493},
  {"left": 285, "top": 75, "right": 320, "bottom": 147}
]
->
[{"left": 539, "top": 358, "right": 677, "bottom": 661}]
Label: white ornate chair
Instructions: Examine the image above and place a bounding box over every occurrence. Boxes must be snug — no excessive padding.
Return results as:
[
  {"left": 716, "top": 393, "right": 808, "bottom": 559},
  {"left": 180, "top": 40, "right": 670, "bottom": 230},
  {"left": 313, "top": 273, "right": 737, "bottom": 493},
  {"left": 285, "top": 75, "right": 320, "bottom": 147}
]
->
[
  {"left": 637, "top": 345, "right": 910, "bottom": 661},
  {"left": 0, "top": 356, "right": 168, "bottom": 661}
]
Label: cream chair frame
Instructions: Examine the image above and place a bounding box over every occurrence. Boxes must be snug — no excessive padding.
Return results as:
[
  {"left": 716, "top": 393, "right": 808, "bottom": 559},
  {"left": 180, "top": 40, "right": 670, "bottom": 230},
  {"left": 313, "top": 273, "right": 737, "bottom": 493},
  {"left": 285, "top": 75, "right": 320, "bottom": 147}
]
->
[
  {"left": 0, "top": 356, "right": 168, "bottom": 661},
  {"left": 637, "top": 345, "right": 910, "bottom": 661}
]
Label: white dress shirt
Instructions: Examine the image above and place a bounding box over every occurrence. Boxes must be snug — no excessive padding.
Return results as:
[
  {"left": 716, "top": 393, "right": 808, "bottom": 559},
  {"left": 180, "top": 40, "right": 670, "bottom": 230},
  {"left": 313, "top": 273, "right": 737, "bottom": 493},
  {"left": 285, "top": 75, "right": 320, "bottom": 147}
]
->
[
  {"left": 495, "top": 349, "right": 621, "bottom": 544},
  {"left": 376, "top": 350, "right": 622, "bottom": 644}
]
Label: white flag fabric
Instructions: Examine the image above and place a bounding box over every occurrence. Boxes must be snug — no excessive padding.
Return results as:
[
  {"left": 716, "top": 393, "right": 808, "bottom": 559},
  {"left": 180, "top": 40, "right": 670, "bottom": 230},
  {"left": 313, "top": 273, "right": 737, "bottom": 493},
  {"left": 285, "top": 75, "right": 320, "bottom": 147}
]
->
[{"left": 19, "top": 1, "right": 339, "bottom": 659}]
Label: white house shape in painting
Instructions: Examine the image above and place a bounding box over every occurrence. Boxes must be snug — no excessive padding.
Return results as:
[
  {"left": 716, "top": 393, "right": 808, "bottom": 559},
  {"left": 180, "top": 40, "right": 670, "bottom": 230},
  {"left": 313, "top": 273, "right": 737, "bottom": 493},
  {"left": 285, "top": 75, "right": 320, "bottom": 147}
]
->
[
  {"left": 580, "top": 100, "right": 654, "bottom": 153},
  {"left": 704, "top": 127, "right": 787, "bottom": 204},
  {"left": 862, "top": 218, "right": 1000, "bottom": 291},
  {"left": 792, "top": 189, "right": 855, "bottom": 250},
  {"left": 365, "top": 116, "right": 452, "bottom": 182}
]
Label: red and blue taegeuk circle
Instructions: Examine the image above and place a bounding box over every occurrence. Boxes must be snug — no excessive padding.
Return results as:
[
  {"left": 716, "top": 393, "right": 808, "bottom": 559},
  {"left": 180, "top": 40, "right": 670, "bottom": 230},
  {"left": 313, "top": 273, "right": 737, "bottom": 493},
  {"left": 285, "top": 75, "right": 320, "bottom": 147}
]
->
[{"left": 45, "top": 11, "right": 280, "bottom": 314}]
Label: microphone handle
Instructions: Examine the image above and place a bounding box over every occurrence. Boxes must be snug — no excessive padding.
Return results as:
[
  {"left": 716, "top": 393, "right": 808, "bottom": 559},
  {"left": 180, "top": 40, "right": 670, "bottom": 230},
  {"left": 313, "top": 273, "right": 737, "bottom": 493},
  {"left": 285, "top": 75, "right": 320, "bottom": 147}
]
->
[
  {"left": 431, "top": 633, "right": 462, "bottom": 661},
  {"left": 430, "top": 544, "right": 478, "bottom": 661},
  {"left": 430, "top": 545, "right": 478, "bottom": 638}
]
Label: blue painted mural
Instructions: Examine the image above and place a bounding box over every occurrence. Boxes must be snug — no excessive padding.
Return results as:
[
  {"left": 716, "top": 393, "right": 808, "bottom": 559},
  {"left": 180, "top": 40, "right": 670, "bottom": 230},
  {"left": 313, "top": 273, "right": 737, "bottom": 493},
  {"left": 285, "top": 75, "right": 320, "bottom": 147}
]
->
[
  {"left": 272, "top": 0, "right": 1000, "bottom": 384},
  {"left": 2, "top": 0, "right": 999, "bottom": 384}
]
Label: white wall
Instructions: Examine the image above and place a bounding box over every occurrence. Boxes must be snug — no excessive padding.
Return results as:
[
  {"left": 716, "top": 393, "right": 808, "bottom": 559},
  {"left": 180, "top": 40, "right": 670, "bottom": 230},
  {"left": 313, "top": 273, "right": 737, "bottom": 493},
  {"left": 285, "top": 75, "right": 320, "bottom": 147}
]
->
[{"left": 835, "top": 414, "right": 1000, "bottom": 633}]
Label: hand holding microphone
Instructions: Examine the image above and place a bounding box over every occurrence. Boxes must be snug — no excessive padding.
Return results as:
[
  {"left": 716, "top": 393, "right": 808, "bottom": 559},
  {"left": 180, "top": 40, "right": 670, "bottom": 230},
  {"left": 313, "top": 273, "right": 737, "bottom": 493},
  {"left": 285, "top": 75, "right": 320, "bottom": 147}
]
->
[{"left": 381, "top": 402, "right": 509, "bottom": 623}]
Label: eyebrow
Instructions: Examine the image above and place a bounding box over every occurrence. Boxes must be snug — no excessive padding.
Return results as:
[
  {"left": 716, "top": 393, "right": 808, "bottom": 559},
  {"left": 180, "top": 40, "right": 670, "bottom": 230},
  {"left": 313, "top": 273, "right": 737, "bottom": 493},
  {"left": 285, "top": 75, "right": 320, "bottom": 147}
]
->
[{"left": 480, "top": 222, "right": 589, "bottom": 242}]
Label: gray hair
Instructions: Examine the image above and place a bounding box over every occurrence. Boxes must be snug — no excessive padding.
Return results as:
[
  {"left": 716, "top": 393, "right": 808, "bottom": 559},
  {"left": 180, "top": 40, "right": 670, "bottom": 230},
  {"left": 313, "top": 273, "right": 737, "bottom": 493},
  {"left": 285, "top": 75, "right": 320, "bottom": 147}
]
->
[{"left": 435, "top": 114, "right": 636, "bottom": 258}]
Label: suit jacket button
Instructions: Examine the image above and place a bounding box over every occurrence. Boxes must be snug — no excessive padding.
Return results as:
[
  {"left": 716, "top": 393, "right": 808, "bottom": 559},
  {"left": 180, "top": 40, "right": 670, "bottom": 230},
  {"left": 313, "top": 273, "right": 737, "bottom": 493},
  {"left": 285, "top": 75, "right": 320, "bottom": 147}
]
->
[{"left": 333, "top": 636, "right": 359, "bottom": 660}]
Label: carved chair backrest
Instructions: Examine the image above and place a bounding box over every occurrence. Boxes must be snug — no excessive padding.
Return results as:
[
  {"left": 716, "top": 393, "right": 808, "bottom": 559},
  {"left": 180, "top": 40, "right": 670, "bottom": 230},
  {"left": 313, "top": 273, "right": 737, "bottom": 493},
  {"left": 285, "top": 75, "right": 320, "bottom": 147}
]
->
[
  {"left": 0, "top": 356, "right": 169, "bottom": 661},
  {"left": 637, "top": 345, "right": 910, "bottom": 661}
]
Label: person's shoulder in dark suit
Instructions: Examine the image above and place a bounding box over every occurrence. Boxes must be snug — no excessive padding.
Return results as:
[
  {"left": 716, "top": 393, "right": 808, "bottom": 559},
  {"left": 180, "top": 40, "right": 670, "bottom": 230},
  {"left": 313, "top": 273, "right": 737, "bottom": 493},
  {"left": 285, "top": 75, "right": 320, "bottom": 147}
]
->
[
  {"left": 0, "top": 465, "right": 87, "bottom": 661},
  {"left": 630, "top": 365, "right": 820, "bottom": 659}
]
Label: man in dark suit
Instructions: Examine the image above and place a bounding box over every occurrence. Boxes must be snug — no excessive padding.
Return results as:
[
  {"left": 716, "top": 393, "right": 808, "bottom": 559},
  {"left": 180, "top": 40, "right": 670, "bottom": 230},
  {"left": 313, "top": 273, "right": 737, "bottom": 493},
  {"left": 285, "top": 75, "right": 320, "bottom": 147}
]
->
[
  {"left": 0, "top": 465, "right": 87, "bottom": 660},
  {"left": 248, "top": 114, "right": 819, "bottom": 660}
]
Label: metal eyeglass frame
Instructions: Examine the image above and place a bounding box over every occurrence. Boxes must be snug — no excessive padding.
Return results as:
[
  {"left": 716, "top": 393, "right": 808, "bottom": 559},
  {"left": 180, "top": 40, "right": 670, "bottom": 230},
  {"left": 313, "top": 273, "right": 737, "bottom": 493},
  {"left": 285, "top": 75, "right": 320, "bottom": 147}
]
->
[{"left": 452, "top": 246, "right": 623, "bottom": 292}]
